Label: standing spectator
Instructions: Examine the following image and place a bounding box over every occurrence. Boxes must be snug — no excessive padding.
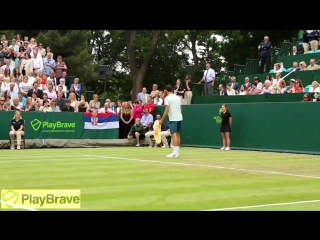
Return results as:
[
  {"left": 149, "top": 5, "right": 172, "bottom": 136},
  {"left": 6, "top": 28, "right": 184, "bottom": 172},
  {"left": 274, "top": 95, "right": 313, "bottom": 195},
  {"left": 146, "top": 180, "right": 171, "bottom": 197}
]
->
[
  {"left": 309, "top": 30, "right": 319, "bottom": 52},
  {"left": 197, "top": 63, "right": 215, "bottom": 96},
  {"left": 259, "top": 36, "right": 272, "bottom": 73}
]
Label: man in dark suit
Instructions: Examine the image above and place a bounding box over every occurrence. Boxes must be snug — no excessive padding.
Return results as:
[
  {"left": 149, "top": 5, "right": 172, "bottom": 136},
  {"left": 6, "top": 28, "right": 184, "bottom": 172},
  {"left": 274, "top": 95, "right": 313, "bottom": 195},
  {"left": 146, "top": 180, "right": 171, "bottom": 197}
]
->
[
  {"left": 244, "top": 77, "right": 252, "bottom": 88},
  {"left": 218, "top": 84, "right": 227, "bottom": 95},
  {"left": 27, "top": 82, "right": 43, "bottom": 99},
  {"left": 259, "top": 36, "right": 272, "bottom": 73},
  {"left": 229, "top": 76, "right": 240, "bottom": 93},
  {"left": 291, "top": 46, "right": 300, "bottom": 55}
]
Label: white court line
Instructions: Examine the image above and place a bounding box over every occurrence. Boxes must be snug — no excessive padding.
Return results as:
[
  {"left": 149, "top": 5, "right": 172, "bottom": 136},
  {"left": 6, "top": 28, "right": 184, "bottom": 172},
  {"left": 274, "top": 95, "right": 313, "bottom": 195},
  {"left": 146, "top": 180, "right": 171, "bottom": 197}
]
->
[
  {"left": 202, "top": 199, "right": 320, "bottom": 211},
  {"left": 0, "top": 200, "right": 39, "bottom": 211},
  {"left": 83, "top": 155, "right": 320, "bottom": 180}
]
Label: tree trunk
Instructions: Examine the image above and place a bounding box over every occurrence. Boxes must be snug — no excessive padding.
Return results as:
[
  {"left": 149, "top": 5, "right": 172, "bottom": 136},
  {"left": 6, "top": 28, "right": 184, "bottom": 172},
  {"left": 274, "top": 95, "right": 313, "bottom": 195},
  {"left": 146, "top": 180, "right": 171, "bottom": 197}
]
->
[
  {"left": 124, "top": 30, "right": 162, "bottom": 100},
  {"left": 189, "top": 30, "right": 199, "bottom": 67}
]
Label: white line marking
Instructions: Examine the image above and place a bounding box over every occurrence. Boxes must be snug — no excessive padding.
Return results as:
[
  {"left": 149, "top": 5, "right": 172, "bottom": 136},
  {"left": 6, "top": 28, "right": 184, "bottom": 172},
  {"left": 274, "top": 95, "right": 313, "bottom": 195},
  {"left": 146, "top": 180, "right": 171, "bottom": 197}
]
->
[
  {"left": 0, "top": 200, "right": 39, "bottom": 211},
  {"left": 83, "top": 155, "right": 320, "bottom": 180},
  {"left": 202, "top": 199, "right": 320, "bottom": 211}
]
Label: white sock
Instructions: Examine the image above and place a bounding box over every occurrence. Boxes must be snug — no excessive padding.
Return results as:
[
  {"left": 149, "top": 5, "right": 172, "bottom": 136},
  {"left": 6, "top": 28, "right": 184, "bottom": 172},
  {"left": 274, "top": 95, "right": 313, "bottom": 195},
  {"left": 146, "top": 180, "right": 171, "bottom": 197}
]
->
[{"left": 173, "top": 146, "right": 179, "bottom": 155}]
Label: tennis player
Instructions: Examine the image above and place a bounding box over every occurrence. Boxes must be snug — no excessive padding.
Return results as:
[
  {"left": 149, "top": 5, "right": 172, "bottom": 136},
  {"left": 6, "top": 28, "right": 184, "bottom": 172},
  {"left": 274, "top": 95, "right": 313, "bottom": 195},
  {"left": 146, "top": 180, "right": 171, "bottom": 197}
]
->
[{"left": 159, "top": 84, "right": 182, "bottom": 157}]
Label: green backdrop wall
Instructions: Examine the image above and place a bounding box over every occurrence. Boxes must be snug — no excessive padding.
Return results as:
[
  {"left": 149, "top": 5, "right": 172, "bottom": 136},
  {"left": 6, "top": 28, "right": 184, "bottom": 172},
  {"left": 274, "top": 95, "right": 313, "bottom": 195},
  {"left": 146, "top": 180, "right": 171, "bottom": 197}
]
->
[
  {"left": 156, "top": 102, "right": 320, "bottom": 154},
  {"left": 0, "top": 112, "right": 119, "bottom": 140}
]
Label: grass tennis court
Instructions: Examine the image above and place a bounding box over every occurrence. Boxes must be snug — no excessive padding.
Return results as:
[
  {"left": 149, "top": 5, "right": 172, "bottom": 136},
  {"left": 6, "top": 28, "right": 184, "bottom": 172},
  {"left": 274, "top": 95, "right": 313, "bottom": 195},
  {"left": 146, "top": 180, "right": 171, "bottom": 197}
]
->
[{"left": 1, "top": 147, "right": 320, "bottom": 211}]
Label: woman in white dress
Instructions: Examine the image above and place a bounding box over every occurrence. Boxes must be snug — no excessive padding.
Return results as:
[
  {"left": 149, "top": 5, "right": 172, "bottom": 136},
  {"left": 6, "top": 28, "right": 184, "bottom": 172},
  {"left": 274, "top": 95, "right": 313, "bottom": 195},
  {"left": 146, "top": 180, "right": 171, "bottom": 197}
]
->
[
  {"left": 226, "top": 83, "right": 236, "bottom": 95},
  {"left": 239, "top": 84, "right": 247, "bottom": 95}
]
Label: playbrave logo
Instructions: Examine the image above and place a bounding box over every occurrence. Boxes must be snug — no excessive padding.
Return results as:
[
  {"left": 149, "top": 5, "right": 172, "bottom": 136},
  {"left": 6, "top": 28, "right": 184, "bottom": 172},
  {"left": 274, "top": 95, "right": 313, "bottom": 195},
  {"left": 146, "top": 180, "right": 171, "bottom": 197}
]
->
[
  {"left": 30, "top": 119, "right": 76, "bottom": 132},
  {"left": 0, "top": 189, "right": 81, "bottom": 209}
]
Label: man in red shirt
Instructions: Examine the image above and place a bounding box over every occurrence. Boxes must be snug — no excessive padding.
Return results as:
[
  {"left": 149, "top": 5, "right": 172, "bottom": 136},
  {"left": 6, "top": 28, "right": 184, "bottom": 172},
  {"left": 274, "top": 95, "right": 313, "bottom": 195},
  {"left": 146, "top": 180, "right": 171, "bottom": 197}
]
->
[{"left": 143, "top": 96, "right": 155, "bottom": 115}]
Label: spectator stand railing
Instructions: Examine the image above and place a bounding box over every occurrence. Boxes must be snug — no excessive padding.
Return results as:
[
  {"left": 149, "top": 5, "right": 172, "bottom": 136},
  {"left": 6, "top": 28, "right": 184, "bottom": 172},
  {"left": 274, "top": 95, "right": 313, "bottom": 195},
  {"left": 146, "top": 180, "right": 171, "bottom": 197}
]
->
[{"left": 245, "top": 58, "right": 259, "bottom": 74}]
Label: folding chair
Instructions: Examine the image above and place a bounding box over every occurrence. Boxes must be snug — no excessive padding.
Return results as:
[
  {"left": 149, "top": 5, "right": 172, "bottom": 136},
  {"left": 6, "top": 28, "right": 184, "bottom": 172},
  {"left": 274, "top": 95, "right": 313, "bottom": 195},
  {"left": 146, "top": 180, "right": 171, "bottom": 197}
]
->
[{"left": 9, "top": 120, "right": 26, "bottom": 149}]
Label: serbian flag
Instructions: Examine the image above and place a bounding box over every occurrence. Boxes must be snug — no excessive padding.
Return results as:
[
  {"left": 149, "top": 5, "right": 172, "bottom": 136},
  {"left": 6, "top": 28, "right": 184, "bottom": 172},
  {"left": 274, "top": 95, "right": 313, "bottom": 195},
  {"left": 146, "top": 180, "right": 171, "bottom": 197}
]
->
[{"left": 83, "top": 112, "right": 119, "bottom": 130}]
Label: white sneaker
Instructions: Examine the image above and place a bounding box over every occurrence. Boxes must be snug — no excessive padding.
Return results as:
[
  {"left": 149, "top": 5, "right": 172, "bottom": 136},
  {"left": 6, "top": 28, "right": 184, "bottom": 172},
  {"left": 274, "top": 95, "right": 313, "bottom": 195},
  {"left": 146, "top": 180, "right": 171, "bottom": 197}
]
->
[
  {"left": 135, "top": 144, "right": 140, "bottom": 147},
  {"left": 221, "top": 147, "right": 226, "bottom": 150},
  {"left": 162, "top": 145, "right": 168, "bottom": 148},
  {"left": 17, "top": 145, "right": 21, "bottom": 150},
  {"left": 166, "top": 153, "right": 179, "bottom": 158},
  {"left": 11, "top": 144, "right": 15, "bottom": 150},
  {"left": 225, "top": 147, "right": 230, "bottom": 151}
]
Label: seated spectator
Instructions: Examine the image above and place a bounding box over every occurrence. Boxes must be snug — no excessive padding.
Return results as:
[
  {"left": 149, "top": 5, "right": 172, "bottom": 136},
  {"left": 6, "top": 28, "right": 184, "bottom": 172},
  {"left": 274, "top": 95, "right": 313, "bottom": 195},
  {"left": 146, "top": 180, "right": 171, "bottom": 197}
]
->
[
  {"left": 79, "top": 94, "right": 88, "bottom": 108},
  {"left": 13, "top": 68, "right": 23, "bottom": 82},
  {"left": 24, "top": 97, "right": 35, "bottom": 111},
  {"left": 127, "top": 118, "right": 145, "bottom": 147},
  {"left": 47, "top": 71, "right": 58, "bottom": 86},
  {"left": 10, "top": 77, "right": 19, "bottom": 91},
  {"left": 9, "top": 110, "right": 25, "bottom": 150},
  {"left": 61, "top": 99, "right": 74, "bottom": 112},
  {"left": 218, "top": 84, "right": 227, "bottom": 96},
  {"left": 244, "top": 77, "right": 251, "bottom": 88},
  {"left": 307, "top": 58, "right": 320, "bottom": 70},
  {"left": 273, "top": 62, "right": 283, "bottom": 73},
  {"left": 295, "top": 79, "right": 304, "bottom": 93},
  {"left": 98, "top": 102, "right": 116, "bottom": 113},
  {"left": 143, "top": 96, "right": 155, "bottom": 115},
  {"left": 39, "top": 99, "right": 52, "bottom": 112},
  {"left": 18, "top": 92, "right": 26, "bottom": 108},
  {"left": 247, "top": 83, "right": 259, "bottom": 95},
  {"left": 157, "top": 91, "right": 164, "bottom": 105},
  {"left": 38, "top": 70, "right": 47, "bottom": 85},
  {"left": 87, "top": 94, "right": 100, "bottom": 112},
  {"left": 239, "top": 84, "right": 247, "bottom": 95},
  {"left": 50, "top": 98, "right": 60, "bottom": 112},
  {"left": 287, "top": 79, "right": 296, "bottom": 93},
  {"left": 0, "top": 96, "right": 6, "bottom": 110},
  {"left": 68, "top": 92, "right": 79, "bottom": 112},
  {"left": 275, "top": 80, "right": 286, "bottom": 94},
  {"left": 78, "top": 100, "right": 87, "bottom": 112},
  {"left": 260, "top": 80, "right": 272, "bottom": 94},
  {"left": 11, "top": 97, "right": 22, "bottom": 111},
  {"left": 56, "top": 92, "right": 66, "bottom": 110},
  {"left": 226, "top": 83, "right": 236, "bottom": 95},
  {"left": 254, "top": 77, "right": 263, "bottom": 92},
  {"left": 56, "top": 78, "right": 67, "bottom": 93},
  {"left": 291, "top": 62, "right": 301, "bottom": 72},
  {"left": 141, "top": 108, "right": 153, "bottom": 132},
  {"left": 299, "top": 61, "right": 308, "bottom": 71},
  {"left": 70, "top": 78, "right": 81, "bottom": 97},
  {"left": 56, "top": 85, "right": 66, "bottom": 99},
  {"left": 44, "top": 82, "right": 57, "bottom": 100},
  {"left": 31, "top": 92, "right": 41, "bottom": 106},
  {"left": 272, "top": 73, "right": 282, "bottom": 87},
  {"left": 145, "top": 114, "right": 170, "bottom": 147},
  {"left": 68, "top": 86, "right": 79, "bottom": 99},
  {"left": 302, "top": 94, "right": 312, "bottom": 102},
  {"left": 290, "top": 46, "right": 300, "bottom": 55},
  {"left": 309, "top": 81, "right": 320, "bottom": 93},
  {"left": 19, "top": 75, "right": 32, "bottom": 95},
  {"left": 26, "top": 70, "right": 35, "bottom": 85},
  {"left": 41, "top": 93, "right": 50, "bottom": 105}
]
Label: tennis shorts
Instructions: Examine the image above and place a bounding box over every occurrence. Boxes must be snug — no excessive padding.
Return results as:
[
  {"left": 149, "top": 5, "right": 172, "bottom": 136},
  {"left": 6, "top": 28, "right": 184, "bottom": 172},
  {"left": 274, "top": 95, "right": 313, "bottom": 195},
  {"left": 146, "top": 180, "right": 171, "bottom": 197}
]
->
[{"left": 169, "top": 121, "right": 182, "bottom": 134}]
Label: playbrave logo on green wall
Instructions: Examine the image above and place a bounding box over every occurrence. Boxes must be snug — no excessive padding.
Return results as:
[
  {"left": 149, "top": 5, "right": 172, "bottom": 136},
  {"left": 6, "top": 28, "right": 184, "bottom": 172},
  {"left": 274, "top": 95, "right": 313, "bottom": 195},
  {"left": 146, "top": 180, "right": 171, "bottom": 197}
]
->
[{"left": 30, "top": 119, "right": 76, "bottom": 133}]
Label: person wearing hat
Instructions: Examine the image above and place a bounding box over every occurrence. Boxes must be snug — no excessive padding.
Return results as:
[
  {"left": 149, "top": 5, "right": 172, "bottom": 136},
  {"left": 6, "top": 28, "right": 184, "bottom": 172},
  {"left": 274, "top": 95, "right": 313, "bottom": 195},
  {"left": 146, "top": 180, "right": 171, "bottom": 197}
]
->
[
  {"left": 287, "top": 79, "right": 296, "bottom": 93},
  {"left": 127, "top": 118, "right": 145, "bottom": 147},
  {"left": 145, "top": 114, "right": 170, "bottom": 147}
]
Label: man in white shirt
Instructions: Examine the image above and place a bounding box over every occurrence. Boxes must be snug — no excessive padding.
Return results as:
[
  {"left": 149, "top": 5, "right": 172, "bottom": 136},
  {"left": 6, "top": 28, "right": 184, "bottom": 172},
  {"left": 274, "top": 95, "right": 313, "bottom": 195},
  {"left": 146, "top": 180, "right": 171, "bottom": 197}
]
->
[
  {"left": 159, "top": 84, "right": 183, "bottom": 158},
  {"left": 1, "top": 59, "right": 14, "bottom": 74},
  {"left": 197, "top": 63, "right": 215, "bottom": 96},
  {"left": 31, "top": 50, "right": 43, "bottom": 77},
  {"left": 98, "top": 102, "right": 116, "bottom": 113},
  {"left": 27, "top": 71, "right": 35, "bottom": 85}
]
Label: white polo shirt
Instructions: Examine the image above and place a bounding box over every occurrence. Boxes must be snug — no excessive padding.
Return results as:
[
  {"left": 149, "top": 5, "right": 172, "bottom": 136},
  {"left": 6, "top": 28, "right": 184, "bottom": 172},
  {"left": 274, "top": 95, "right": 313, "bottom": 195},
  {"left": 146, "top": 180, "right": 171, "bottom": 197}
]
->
[{"left": 165, "top": 93, "right": 183, "bottom": 121}]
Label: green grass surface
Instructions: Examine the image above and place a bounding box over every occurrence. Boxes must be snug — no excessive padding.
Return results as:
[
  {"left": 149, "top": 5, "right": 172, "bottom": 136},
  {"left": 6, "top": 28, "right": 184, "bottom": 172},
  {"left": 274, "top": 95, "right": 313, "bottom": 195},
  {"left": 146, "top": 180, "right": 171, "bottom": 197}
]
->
[{"left": 1, "top": 147, "right": 320, "bottom": 211}]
